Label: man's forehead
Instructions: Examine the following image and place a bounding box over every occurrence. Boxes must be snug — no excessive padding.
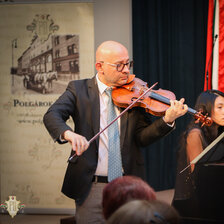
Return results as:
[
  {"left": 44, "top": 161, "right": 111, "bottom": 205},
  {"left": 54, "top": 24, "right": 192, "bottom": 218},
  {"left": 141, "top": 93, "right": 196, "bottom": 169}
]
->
[
  {"left": 113, "top": 58, "right": 130, "bottom": 63},
  {"left": 103, "top": 50, "right": 129, "bottom": 62}
]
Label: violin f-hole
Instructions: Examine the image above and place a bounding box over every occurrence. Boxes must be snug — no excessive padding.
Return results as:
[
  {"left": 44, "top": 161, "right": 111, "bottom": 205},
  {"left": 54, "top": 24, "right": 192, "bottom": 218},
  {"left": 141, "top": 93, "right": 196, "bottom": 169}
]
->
[{"left": 131, "top": 96, "right": 145, "bottom": 102}]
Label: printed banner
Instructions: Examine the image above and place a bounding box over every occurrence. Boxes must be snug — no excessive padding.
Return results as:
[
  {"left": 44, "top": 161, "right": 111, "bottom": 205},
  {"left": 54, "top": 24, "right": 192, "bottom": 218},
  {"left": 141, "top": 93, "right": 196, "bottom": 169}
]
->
[{"left": 0, "top": 2, "right": 94, "bottom": 209}]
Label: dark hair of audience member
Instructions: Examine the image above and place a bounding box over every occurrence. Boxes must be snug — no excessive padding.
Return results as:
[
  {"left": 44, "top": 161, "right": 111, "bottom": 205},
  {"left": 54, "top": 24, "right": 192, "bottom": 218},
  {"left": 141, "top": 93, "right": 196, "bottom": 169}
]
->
[
  {"left": 102, "top": 175, "right": 156, "bottom": 220},
  {"left": 106, "top": 200, "right": 181, "bottom": 224}
]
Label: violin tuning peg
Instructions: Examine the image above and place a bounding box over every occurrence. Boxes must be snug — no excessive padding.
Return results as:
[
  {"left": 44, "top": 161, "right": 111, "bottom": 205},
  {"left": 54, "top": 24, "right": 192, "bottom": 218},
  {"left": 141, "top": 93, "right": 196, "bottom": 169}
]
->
[
  {"left": 195, "top": 118, "right": 200, "bottom": 124},
  {"left": 201, "top": 122, "right": 205, "bottom": 127}
]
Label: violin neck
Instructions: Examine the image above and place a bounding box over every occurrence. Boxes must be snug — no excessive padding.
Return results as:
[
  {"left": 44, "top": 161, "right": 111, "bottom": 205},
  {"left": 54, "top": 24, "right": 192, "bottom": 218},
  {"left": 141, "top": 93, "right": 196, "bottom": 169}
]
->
[
  {"left": 149, "top": 91, "right": 171, "bottom": 105},
  {"left": 149, "top": 91, "right": 197, "bottom": 115}
]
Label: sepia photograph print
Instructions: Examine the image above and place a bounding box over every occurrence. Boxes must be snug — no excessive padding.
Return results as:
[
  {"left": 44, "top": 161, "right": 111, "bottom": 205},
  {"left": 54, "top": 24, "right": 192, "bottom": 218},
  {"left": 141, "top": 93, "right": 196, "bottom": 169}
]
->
[{"left": 14, "top": 33, "right": 80, "bottom": 95}]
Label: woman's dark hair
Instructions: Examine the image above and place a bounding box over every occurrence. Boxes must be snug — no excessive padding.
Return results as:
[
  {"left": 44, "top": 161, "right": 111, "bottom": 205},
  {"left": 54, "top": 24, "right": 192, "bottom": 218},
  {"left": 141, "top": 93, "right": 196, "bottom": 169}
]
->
[
  {"left": 102, "top": 176, "right": 156, "bottom": 220},
  {"left": 182, "top": 90, "right": 224, "bottom": 146},
  {"left": 194, "top": 90, "right": 224, "bottom": 117},
  {"left": 173, "top": 90, "right": 224, "bottom": 201}
]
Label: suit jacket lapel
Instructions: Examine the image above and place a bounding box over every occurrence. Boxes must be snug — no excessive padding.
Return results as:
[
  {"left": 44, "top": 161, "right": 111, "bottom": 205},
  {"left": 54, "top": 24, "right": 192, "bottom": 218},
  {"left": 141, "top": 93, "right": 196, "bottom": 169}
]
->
[
  {"left": 87, "top": 76, "right": 100, "bottom": 149},
  {"left": 120, "top": 108, "right": 128, "bottom": 149}
]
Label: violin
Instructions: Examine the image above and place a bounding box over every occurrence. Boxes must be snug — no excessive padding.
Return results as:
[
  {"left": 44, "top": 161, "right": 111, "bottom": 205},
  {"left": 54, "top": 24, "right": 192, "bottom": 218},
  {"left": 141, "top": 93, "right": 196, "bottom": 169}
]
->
[
  {"left": 112, "top": 74, "right": 212, "bottom": 127},
  {"left": 68, "top": 75, "right": 212, "bottom": 161}
]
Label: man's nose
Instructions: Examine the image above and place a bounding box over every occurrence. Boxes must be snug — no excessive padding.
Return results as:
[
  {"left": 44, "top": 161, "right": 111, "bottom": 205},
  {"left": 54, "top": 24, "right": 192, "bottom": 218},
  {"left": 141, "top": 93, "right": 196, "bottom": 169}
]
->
[{"left": 122, "top": 64, "right": 130, "bottom": 73}]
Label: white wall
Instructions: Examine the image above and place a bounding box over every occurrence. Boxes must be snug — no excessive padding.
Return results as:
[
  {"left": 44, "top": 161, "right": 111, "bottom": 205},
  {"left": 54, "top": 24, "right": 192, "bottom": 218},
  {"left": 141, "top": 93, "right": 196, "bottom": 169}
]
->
[{"left": 94, "top": 0, "right": 132, "bottom": 59}]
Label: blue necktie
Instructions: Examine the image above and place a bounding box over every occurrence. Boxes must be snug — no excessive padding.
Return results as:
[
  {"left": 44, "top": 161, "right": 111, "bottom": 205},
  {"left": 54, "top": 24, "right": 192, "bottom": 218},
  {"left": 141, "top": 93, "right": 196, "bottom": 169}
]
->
[{"left": 105, "top": 88, "right": 123, "bottom": 182}]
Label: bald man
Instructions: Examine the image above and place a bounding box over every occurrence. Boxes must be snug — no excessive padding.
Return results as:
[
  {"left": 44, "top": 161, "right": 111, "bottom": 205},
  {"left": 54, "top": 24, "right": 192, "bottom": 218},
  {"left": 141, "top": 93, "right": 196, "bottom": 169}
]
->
[{"left": 43, "top": 41, "right": 188, "bottom": 223}]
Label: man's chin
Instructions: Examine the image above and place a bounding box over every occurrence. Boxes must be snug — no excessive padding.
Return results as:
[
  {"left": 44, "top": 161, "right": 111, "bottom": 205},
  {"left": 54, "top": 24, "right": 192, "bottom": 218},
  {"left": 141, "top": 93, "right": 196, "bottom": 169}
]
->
[
  {"left": 119, "top": 78, "right": 129, "bottom": 86},
  {"left": 112, "top": 78, "right": 129, "bottom": 87}
]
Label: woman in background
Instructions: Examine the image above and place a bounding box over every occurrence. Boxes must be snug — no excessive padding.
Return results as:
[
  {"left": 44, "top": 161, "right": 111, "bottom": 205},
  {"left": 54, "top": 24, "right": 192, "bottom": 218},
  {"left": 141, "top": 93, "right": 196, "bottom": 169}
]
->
[{"left": 172, "top": 90, "right": 224, "bottom": 219}]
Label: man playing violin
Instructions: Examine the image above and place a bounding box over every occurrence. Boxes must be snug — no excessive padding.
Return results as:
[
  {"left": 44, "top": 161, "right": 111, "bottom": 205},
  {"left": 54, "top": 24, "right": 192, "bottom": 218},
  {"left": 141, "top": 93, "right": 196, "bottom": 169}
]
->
[{"left": 43, "top": 40, "right": 188, "bottom": 223}]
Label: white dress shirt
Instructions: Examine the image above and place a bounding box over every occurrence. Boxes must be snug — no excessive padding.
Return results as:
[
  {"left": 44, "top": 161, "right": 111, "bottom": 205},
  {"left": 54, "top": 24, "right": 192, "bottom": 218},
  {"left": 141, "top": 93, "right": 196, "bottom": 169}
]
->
[{"left": 95, "top": 74, "right": 120, "bottom": 176}]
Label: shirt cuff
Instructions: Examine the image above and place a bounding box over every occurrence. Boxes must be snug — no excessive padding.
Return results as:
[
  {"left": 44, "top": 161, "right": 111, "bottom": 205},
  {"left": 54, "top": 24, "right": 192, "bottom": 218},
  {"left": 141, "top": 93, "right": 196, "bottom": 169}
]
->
[
  {"left": 59, "top": 134, "right": 68, "bottom": 143},
  {"left": 162, "top": 117, "right": 175, "bottom": 127}
]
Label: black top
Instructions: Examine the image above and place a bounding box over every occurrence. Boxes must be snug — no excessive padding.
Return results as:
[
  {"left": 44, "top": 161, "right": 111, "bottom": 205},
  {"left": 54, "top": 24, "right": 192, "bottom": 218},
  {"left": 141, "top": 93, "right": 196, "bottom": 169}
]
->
[{"left": 172, "top": 129, "right": 224, "bottom": 221}]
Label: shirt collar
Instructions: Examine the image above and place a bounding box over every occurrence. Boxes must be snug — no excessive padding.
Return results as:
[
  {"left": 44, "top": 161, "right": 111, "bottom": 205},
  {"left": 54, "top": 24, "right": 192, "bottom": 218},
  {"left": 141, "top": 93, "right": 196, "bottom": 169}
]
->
[{"left": 96, "top": 73, "right": 109, "bottom": 95}]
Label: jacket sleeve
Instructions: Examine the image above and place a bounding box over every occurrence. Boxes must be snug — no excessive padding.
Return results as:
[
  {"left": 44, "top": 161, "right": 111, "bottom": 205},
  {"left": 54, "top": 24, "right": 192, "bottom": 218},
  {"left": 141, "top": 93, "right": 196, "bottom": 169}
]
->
[
  {"left": 43, "top": 81, "right": 76, "bottom": 143},
  {"left": 135, "top": 110, "right": 175, "bottom": 147}
]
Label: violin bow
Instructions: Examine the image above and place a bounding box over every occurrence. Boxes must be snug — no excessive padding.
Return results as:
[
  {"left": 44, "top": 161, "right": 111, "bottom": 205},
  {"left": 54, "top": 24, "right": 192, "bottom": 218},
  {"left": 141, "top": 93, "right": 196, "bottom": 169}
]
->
[
  {"left": 68, "top": 82, "right": 158, "bottom": 161},
  {"left": 180, "top": 132, "right": 224, "bottom": 174}
]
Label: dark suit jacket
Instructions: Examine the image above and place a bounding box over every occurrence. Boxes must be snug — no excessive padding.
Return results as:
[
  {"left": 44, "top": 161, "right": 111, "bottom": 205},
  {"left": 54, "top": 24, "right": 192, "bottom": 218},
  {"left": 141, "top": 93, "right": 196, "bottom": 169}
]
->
[{"left": 43, "top": 76, "right": 174, "bottom": 205}]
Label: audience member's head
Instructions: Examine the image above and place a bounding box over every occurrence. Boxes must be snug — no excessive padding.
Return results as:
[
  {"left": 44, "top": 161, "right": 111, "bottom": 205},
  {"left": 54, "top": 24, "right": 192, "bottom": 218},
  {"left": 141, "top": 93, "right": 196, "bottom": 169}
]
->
[
  {"left": 102, "top": 175, "right": 156, "bottom": 220},
  {"left": 106, "top": 199, "right": 181, "bottom": 224}
]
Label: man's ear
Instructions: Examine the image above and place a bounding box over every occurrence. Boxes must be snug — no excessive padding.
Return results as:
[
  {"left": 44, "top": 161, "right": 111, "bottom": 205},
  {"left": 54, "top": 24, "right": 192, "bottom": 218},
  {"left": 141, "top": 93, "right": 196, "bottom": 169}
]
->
[{"left": 95, "top": 62, "right": 103, "bottom": 72}]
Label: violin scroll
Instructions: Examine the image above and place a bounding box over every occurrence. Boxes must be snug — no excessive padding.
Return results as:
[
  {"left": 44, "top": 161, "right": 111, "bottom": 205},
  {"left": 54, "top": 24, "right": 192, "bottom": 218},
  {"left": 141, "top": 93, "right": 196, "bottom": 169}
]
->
[{"left": 194, "top": 110, "right": 213, "bottom": 127}]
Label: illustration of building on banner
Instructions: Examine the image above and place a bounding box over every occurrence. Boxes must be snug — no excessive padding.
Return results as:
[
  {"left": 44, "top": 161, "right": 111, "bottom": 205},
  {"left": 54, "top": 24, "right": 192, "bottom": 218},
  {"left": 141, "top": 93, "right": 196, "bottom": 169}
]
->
[{"left": 12, "top": 14, "right": 80, "bottom": 95}]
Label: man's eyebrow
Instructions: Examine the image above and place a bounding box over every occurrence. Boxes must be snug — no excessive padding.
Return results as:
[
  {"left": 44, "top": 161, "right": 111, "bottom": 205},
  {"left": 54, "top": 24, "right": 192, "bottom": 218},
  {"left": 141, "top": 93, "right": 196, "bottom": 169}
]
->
[{"left": 113, "top": 59, "right": 130, "bottom": 64}]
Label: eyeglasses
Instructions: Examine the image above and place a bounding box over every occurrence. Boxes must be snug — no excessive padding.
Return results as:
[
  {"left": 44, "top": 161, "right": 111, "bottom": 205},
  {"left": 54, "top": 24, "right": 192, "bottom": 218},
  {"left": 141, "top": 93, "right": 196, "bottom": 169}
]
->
[{"left": 100, "top": 61, "right": 133, "bottom": 72}]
